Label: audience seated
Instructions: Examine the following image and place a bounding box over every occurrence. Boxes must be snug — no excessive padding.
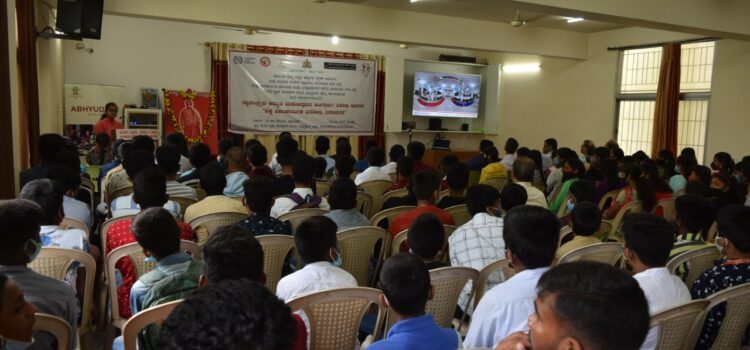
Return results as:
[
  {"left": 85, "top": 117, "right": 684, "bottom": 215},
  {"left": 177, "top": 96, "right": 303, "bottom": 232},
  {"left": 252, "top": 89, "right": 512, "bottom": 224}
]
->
[
  {"left": 555, "top": 202, "right": 602, "bottom": 261},
  {"left": 500, "top": 137, "right": 519, "bottom": 171},
  {"left": 86, "top": 132, "right": 113, "bottom": 166},
  {"left": 622, "top": 213, "right": 690, "bottom": 350},
  {"left": 246, "top": 143, "right": 274, "bottom": 179},
  {"left": 741, "top": 162, "right": 750, "bottom": 206},
  {"left": 711, "top": 151, "right": 735, "bottom": 178},
  {"left": 464, "top": 205, "right": 559, "bottom": 348},
  {"left": 110, "top": 156, "right": 181, "bottom": 219},
  {"left": 603, "top": 163, "right": 657, "bottom": 219},
  {"left": 407, "top": 141, "right": 434, "bottom": 173},
  {"left": 670, "top": 155, "right": 696, "bottom": 194},
  {"left": 235, "top": 176, "right": 292, "bottom": 236},
  {"left": 177, "top": 142, "right": 212, "bottom": 183},
  {"left": 98, "top": 139, "right": 127, "bottom": 189},
  {"left": 542, "top": 138, "right": 558, "bottom": 171},
  {"left": 46, "top": 165, "right": 92, "bottom": 229},
  {"left": 332, "top": 153, "right": 356, "bottom": 182},
  {"left": 494, "top": 261, "right": 650, "bottom": 350},
  {"left": 407, "top": 214, "right": 449, "bottom": 270},
  {"left": 271, "top": 153, "right": 330, "bottom": 218},
  {"left": 314, "top": 136, "right": 335, "bottom": 174},
  {"left": 709, "top": 173, "right": 743, "bottom": 214},
  {"left": 691, "top": 205, "right": 750, "bottom": 350},
  {"left": 512, "top": 156, "right": 548, "bottom": 208},
  {"left": 467, "top": 139, "right": 493, "bottom": 171},
  {"left": 223, "top": 146, "right": 249, "bottom": 197},
  {"left": 388, "top": 170, "right": 454, "bottom": 237},
  {"left": 324, "top": 178, "right": 370, "bottom": 231},
  {"left": 0, "top": 272, "right": 37, "bottom": 348},
  {"left": 381, "top": 144, "right": 404, "bottom": 175},
  {"left": 384, "top": 156, "right": 413, "bottom": 194},
  {"left": 105, "top": 135, "right": 156, "bottom": 201},
  {"left": 479, "top": 146, "right": 507, "bottom": 183},
  {"left": 438, "top": 154, "right": 458, "bottom": 191},
  {"left": 545, "top": 147, "right": 574, "bottom": 197},
  {"left": 354, "top": 147, "right": 391, "bottom": 185},
  {"left": 156, "top": 145, "right": 198, "bottom": 200},
  {"left": 449, "top": 184, "right": 504, "bottom": 314},
  {"left": 500, "top": 183, "right": 528, "bottom": 214},
  {"left": 19, "top": 134, "right": 66, "bottom": 189},
  {"left": 670, "top": 195, "right": 714, "bottom": 262},
  {"left": 436, "top": 162, "right": 469, "bottom": 209},
  {"left": 594, "top": 158, "right": 625, "bottom": 203},
  {"left": 367, "top": 253, "right": 460, "bottom": 350},
  {"left": 549, "top": 157, "right": 586, "bottom": 214},
  {"left": 0, "top": 199, "right": 78, "bottom": 349},
  {"left": 182, "top": 162, "right": 247, "bottom": 224},
  {"left": 354, "top": 139, "right": 378, "bottom": 173},
  {"left": 163, "top": 133, "right": 191, "bottom": 175},
  {"left": 268, "top": 132, "right": 293, "bottom": 176},
  {"left": 216, "top": 137, "right": 238, "bottom": 174},
  {"left": 273, "top": 137, "right": 299, "bottom": 196}
]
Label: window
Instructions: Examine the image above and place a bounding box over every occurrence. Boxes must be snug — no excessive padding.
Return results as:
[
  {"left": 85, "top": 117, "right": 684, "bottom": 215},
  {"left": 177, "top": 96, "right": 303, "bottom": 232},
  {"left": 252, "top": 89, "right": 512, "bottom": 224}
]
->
[{"left": 615, "top": 41, "right": 715, "bottom": 162}]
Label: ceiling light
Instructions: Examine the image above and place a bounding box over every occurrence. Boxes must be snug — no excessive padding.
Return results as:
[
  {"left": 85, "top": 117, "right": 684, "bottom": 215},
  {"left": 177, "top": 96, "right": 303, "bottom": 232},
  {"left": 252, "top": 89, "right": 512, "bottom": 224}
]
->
[
  {"left": 502, "top": 64, "right": 541, "bottom": 73},
  {"left": 331, "top": 35, "right": 340, "bottom": 45},
  {"left": 410, "top": 0, "right": 419, "bottom": 2},
  {"left": 566, "top": 17, "right": 584, "bottom": 23}
]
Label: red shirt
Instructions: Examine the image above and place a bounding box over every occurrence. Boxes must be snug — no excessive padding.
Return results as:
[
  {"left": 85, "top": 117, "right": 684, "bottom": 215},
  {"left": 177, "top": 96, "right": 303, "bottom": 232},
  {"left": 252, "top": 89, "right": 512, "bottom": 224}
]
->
[
  {"left": 94, "top": 117, "right": 124, "bottom": 139},
  {"left": 388, "top": 205, "right": 455, "bottom": 237},
  {"left": 291, "top": 314, "right": 308, "bottom": 350},
  {"left": 105, "top": 218, "right": 194, "bottom": 318},
  {"left": 385, "top": 178, "right": 409, "bottom": 193},
  {"left": 413, "top": 160, "right": 435, "bottom": 174}
]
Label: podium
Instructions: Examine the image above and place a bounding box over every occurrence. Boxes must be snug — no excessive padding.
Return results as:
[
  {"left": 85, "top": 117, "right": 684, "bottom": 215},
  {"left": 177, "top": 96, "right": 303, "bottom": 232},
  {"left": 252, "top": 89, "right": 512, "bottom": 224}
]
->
[{"left": 423, "top": 149, "right": 478, "bottom": 169}]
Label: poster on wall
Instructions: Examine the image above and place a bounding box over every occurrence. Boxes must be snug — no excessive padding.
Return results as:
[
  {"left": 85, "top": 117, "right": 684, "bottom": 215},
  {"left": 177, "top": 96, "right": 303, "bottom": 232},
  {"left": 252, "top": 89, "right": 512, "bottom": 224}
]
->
[
  {"left": 228, "top": 51, "right": 377, "bottom": 134},
  {"left": 141, "top": 88, "right": 160, "bottom": 109},
  {"left": 163, "top": 89, "right": 219, "bottom": 153},
  {"left": 64, "top": 83, "right": 124, "bottom": 155}
]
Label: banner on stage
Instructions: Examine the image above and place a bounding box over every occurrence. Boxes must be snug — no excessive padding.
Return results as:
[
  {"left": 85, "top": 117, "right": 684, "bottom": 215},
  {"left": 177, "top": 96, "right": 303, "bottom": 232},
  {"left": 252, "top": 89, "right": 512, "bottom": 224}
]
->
[
  {"left": 115, "top": 128, "right": 161, "bottom": 141},
  {"left": 228, "top": 51, "right": 376, "bottom": 134},
  {"left": 163, "top": 89, "right": 219, "bottom": 153},
  {"left": 64, "top": 83, "right": 124, "bottom": 125}
]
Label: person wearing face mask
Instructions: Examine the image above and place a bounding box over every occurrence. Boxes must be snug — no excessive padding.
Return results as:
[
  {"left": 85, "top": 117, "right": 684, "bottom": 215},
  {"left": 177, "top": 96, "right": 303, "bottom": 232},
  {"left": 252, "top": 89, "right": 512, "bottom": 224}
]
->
[
  {"left": 691, "top": 205, "right": 750, "bottom": 350},
  {"left": 603, "top": 164, "right": 657, "bottom": 220},
  {"left": 0, "top": 274, "right": 37, "bottom": 350},
  {"left": 670, "top": 155, "right": 696, "bottom": 195},
  {"left": 93, "top": 102, "right": 123, "bottom": 140},
  {"left": 711, "top": 152, "right": 735, "bottom": 177},
  {"left": 709, "top": 173, "right": 743, "bottom": 215},
  {"left": 548, "top": 157, "right": 587, "bottom": 214},
  {"left": 0, "top": 199, "right": 78, "bottom": 350}
]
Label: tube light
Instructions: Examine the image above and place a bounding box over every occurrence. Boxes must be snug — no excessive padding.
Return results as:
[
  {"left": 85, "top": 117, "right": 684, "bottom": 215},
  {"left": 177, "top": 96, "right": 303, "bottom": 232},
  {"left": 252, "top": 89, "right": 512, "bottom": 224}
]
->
[
  {"left": 502, "top": 64, "right": 541, "bottom": 73},
  {"left": 331, "top": 35, "right": 340, "bottom": 45},
  {"left": 566, "top": 17, "right": 584, "bottom": 23}
]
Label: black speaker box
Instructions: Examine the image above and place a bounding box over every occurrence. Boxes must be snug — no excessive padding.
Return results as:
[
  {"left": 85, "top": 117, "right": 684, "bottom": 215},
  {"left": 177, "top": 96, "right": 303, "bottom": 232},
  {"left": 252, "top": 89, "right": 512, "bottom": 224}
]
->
[
  {"left": 428, "top": 118, "right": 442, "bottom": 131},
  {"left": 56, "top": 0, "right": 103, "bottom": 39},
  {"left": 438, "top": 55, "right": 477, "bottom": 64}
]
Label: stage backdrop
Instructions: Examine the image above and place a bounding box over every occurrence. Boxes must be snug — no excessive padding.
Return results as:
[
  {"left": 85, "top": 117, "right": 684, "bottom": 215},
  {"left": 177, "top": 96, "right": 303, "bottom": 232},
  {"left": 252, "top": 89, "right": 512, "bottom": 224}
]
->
[
  {"left": 64, "top": 83, "right": 124, "bottom": 125},
  {"left": 228, "top": 51, "right": 377, "bottom": 135},
  {"left": 163, "top": 89, "right": 219, "bottom": 153}
]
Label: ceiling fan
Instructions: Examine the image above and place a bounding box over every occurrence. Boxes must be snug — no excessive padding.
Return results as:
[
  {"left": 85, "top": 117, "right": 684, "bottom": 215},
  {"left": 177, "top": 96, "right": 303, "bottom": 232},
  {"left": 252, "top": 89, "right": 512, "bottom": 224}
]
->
[
  {"left": 212, "top": 26, "right": 272, "bottom": 35},
  {"left": 509, "top": 10, "right": 527, "bottom": 27}
]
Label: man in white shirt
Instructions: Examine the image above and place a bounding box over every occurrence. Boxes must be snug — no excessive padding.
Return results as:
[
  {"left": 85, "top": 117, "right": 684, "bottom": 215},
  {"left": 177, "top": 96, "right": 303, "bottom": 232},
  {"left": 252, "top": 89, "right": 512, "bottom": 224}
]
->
[
  {"left": 464, "top": 205, "right": 560, "bottom": 348},
  {"left": 271, "top": 153, "right": 330, "bottom": 218},
  {"left": 46, "top": 165, "right": 92, "bottom": 229},
  {"left": 111, "top": 167, "right": 182, "bottom": 220},
  {"left": 449, "top": 184, "right": 505, "bottom": 315},
  {"left": 380, "top": 145, "right": 405, "bottom": 175},
  {"left": 269, "top": 132, "right": 293, "bottom": 176},
  {"left": 500, "top": 137, "right": 518, "bottom": 171},
  {"left": 512, "top": 156, "right": 548, "bottom": 208},
  {"left": 156, "top": 145, "right": 198, "bottom": 200},
  {"left": 354, "top": 147, "right": 391, "bottom": 186},
  {"left": 623, "top": 214, "right": 691, "bottom": 350}
]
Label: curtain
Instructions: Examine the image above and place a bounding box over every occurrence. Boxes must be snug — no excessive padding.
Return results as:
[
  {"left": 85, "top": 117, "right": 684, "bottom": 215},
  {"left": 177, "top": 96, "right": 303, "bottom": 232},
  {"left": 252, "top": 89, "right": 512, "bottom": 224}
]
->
[
  {"left": 651, "top": 43, "right": 681, "bottom": 158},
  {"left": 16, "top": 0, "right": 40, "bottom": 168},
  {"left": 0, "top": 0, "right": 15, "bottom": 198}
]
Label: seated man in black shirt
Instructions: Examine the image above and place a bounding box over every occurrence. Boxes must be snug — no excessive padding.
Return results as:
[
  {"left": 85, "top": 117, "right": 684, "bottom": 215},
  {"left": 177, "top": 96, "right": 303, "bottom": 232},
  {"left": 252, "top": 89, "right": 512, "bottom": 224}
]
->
[
  {"left": 437, "top": 162, "right": 469, "bottom": 209},
  {"left": 273, "top": 137, "right": 299, "bottom": 196}
]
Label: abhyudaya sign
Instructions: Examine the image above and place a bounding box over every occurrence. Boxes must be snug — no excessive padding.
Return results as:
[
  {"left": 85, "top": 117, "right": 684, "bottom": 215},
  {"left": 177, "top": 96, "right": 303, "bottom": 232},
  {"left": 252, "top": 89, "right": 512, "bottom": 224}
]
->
[
  {"left": 64, "top": 83, "right": 125, "bottom": 125},
  {"left": 228, "top": 51, "right": 377, "bottom": 134}
]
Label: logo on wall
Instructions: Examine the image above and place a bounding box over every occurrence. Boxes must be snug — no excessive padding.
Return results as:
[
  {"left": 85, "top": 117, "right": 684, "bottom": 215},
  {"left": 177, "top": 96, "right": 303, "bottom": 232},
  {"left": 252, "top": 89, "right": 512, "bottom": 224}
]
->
[
  {"left": 260, "top": 57, "right": 271, "bottom": 67},
  {"left": 68, "top": 86, "right": 83, "bottom": 99},
  {"left": 232, "top": 56, "right": 244, "bottom": 64},
  {"left": 302, "top": 59, "right": 313, "bottom": 69}
]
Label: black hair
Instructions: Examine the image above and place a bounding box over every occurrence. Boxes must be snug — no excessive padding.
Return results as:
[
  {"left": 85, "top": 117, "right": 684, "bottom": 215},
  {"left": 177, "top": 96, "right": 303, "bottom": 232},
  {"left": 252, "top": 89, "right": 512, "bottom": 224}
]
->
[
  {"left": 19, "top": 179, "right": 63, "bottom": 225},
  {"left": 131, "top": 135, "right": 156, "bottom": 153},
  {"left": 276, "top": 138, "right": 299, "bottom": 167},
  {"left": 166, "top": 133, "right": 189, "bottom": 157},
  {"left": 156, "top": 144, "right": 182, "bottom": 175},
  {"left": 248, "top": 144, "right": 268, "bottom": 167},
  {"left": 131, "top": 207, "right": 181, "bottom": 258},
  {"left": 527, "top": 150, "right": 543, "bottom": 174},
  {"left": 479, "top": 139, "right": 494, "bottom": 153},
  {"left": 516, "top": 147, "right": 530, "bottom": 158},
  {"left": 503, "top": 205, "right": 559, "bottom": 268},
  {"left": 407, "top": 141, "right": 426, "bottom": 161},
  {"left": 440, "top": 155, "right": 459, "bottom": 173},
  {"left": 187, "top": 143, "right": 212, "bottom": 169},
  {"left": 408, "top": 213, "right": 445, "bottom": 260},
  {"left": 335, "top": 155, "right": 356, "bottom": 178},
  {"left": 242, "top": 176, "right": 275, "bottom": 215},
  {"left": 366, "top": 147, "right": 385, "bottom": 167},
  {"left": 504, "top": 138, "right": 519, "bottom": 154},
  {"left": 675, "top": 195, "right": 714, "bottom": 238},
  {"left": 397, "top": 156, "right": 414, "bottom": 178},
  {"left": 544, "top": 138, "right": 558, "bottom": 159},
  {"left": 203, "top": 226, "right": 264, "bottom": 283},
  {"left": 132, "top": 167, "right": 168, "bottom": 209},
  {"left": 95, "top": 132, "right": 110, "bottom": 148},
  {"left": 315, "top": 136, "right": 330, "bottom": 155},
  {"left": 244, "top": 139, "right": 261, "bottom": 154},
  {"left": 295, "top": 216, "right": 338, "bottom": 265},
  {"left": 199, "top": 162, "right": 227, "bottom": 196},
  {"left": 411, "top": 170, "right": 439, "bottom": 201},
  {"left": 379, "top": 253, "right": 431, "bottom": 317},
  {"left": 0, "top": 199, "right": 44, "bottom": 262},
  {"left": 38, "top": 134, "right": 66, "bottom": 163},
  {"left": 680, "top": 147, "right": 697, "bottom": 162},
  {"left": 612, "top": 147, "right": 625, "bottom": 160},
  {"left": 717, "top": 205, "right": 750, "bottom": 253},
  {"left": 537, "top": 261, "right": 649, "bottom": 350},
  {"left": 112, "top": 139, "right": 128, "bottom": 160},
  {"left": 632, "top": 150, "right": 649, "bottom": 163},
  {"left": 336, "top": 136, "right": 350, "bottom": 146},
  {"left": 693, "top": 165, "right": 712, "bottom": 186},
  {"left": 123, "top": 150, "right": 156, "bottom": 180},
  {"left": 563, "top": 157, "right": 587, "bottom": 181},
  {"left": 328, "top": 178, "right": 357, "bottom": 210},
  {"left": 676, "top": 155, "right": 697, "bottom": 178},
  {"left": 218, "top": 138, "right": 236, "bottom": 157},
  {"left": 486, "top": 147, "right": 500, "bottom": 162},
  {"left": 0, "top": 273, "right": 6, "bottom": 308},
  {"left": 512, "top": 156, "right": 535, "bottom": 182},
  {"left": 557, "top": 148, "right": 577, "bottom": 166},
  {"left": 225, "top": 146, "right": 247, "bottom": 169},
  {"left": 599, "top": 158, "right": 620, "bottom": 185},
  {"left": 54, "top": 149, "right": 81, "bottom": 171},
  {"left": 445, "top": 162, "right": 469, "bottom": 191},
  {"left": 46, "top": 165, "right": 81, "bottom": 192},
  {"left": 641, "top": 160, "right": 672, "bottom": 193},
  {"left": 102, "top": 102, "right": 118, "bottom": 120},
  {"left": 623, "top": 163, "right": 657, "bottom": 212},
  {"left": 157, "top": 279, "right": 296, "bottom": 350},
  {"left": 571, "top": 202, "right": 601, "bottom": 236},
  {"left": 314, "top": 157, "right": 327, "bottom": 179},
  {"left": 466, "top": 184, "right": 500, "bottom": 216},
  {"left": 292, "top": 153, "right": 316, "bottom": 185},
  {"left": 500, "top": 183, "right": 528, "bottom": 211},
  {"left": 279, "top": 131, "right": 292, "bottom": 139},
  {"left": 389, "top": 145, "right": 405, "bottom": 163},
  {"left": 594, "top": 146, "right": 610, "bottom": 161},
  {"left": 622, "top": 213, "right": 675, "bottom": 267},
  {"left": 364, "top": 139, "right": 378, "bottom": 152},
  {"left": 569, "top": 179, "right": 597, "bottom": 205},
  {"left": 335, "top": 142, "right": 352, "bottom": 157}
]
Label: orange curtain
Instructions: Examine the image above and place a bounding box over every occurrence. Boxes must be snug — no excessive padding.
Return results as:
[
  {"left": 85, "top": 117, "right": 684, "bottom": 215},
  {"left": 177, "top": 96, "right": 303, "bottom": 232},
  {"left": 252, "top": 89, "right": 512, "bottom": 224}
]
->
[
  {"left": 651, "top": 43, "right": 681, "bottom": 158},
  {"left": 0, "top": 0, "right": 16, "bottom": 198}
]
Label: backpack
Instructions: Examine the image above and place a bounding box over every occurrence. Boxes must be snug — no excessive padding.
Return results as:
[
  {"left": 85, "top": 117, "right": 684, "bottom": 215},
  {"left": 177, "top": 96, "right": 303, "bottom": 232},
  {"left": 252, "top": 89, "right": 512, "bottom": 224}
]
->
[{"left": 286, "top": 192, "right": 323, "bottom": 210}]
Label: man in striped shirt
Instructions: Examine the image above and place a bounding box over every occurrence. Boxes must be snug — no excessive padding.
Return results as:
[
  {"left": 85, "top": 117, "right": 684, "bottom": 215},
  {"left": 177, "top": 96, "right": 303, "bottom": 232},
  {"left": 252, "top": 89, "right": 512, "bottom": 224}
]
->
[{"left": 156, "top": 145, "right": 198, "bottom": 200}]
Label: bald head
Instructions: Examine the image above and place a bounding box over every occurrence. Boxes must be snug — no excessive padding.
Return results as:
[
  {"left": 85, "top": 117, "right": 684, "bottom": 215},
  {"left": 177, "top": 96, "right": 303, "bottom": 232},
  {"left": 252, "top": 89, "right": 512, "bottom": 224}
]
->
[{"left": 513, "top": 156, "right": 536, "bottom": 182}]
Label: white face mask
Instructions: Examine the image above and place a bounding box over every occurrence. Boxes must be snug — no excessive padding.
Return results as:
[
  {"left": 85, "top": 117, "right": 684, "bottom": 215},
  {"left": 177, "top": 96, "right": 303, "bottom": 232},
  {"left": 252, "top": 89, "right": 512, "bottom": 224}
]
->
[{"left": 715, "top": 236, "right": 724, "bottom": 254}]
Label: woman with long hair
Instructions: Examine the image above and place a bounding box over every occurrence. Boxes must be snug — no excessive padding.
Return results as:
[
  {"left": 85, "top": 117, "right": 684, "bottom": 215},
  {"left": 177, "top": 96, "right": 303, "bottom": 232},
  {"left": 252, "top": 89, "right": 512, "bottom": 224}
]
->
[
  {"left": 549, "top": 157, "right": 587, "bottom": 214},
  {"left": 93, "top": 102, "right": 123, "bottom": 140},
  {"left": 670, "top": 155, "right": 696, "bottom": 194},
  {"left": 603, "top": 163, "right": 657, "bottom": 219},
  {"left": 527, "top": 149, "right": 545, "bottom": 184}
]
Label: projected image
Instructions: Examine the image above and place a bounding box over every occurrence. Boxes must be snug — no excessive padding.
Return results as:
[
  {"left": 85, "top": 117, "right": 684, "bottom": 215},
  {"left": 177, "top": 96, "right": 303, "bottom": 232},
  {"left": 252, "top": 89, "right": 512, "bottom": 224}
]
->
[{"left": 413, "top": 71, "right": 480, "bottom": 118}]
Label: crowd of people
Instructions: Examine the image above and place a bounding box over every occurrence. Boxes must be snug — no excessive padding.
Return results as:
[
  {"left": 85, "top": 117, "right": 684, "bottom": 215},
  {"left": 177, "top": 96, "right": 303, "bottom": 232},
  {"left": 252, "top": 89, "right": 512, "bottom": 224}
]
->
[{"left": 2, "top": 112, "right": 750, "bottom": 350}]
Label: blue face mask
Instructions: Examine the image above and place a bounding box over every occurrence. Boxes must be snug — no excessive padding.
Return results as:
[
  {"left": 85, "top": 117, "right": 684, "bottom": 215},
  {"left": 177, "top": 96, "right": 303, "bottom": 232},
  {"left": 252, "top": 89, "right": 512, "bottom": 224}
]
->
[
  {"left": 675, "top": 165, "right": 681, "bottom": 174},
  {"left": 24, "top": 239, "right": 41, "bottom": 263},
  {"left": 566, "top": 201, "right": 575, "bottom": 213},
  {"left": 736, "top": 175, "right": 743, "bottom": 185},
  {"left": 1, "top": 337, "right": 34, "bottom": 350},
  {"left": 331, "top": 248, "right": 342, "bottom": 267},
  {"left": 144, "top": 256, "right": 157, "bottom": 263}
]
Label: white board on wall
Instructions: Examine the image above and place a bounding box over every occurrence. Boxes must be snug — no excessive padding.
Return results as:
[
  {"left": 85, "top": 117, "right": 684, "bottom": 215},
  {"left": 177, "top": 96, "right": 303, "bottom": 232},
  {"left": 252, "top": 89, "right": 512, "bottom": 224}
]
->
[
  {"left": 228, "top": 51, "right": 376, "bottom": 134},
  {"left": 64, "top": 83, "right": 124, "bottom": 125}
]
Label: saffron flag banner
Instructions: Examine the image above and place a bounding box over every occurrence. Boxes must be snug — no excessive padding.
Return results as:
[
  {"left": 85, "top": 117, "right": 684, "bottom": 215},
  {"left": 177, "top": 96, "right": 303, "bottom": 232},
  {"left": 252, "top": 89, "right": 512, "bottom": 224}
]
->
[
  {"left": 163, "top": 89, "right": 219, "bottom": 153},
  {"left": 64, "top": 83, "right": 124, "bottom": 125},
  {"left": 228, "top": 51, "right": 377, "bottom": 134}
]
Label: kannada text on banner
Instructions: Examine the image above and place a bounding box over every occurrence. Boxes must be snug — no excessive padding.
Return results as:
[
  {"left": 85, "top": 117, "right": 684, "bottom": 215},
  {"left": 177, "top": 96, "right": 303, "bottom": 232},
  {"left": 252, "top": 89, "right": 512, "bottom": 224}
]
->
[{"left": 228, "top": 51, "right": 376, "bottom": 134}]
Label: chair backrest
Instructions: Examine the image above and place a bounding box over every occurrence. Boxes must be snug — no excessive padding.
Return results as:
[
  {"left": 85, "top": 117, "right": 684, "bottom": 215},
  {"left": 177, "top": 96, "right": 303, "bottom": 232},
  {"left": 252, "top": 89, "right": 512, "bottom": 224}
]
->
[
  {"left": 391, "top": 225, "right": 456, "bottom": 259},
  {"left": 358, "top": 179, "right": 394, "bottom": 217},
  {"left": 369, "top": 206, "right": 416, "bottom": 227},
  {"left": 474, "top": 259, "right": 515, "bottom": 309},
  {"left": 122, "top": 299, "right": 182, "bottom": 350},
  {"left": 316, "top": 180, "right": 331, "bottom": 197},
  {"left": 80, "top": 175, "right": 95, "bottom": 193},
  {"left": 337, "top": 226, "right": 390, "bottom": 287},
  {"left": 32, "top": 313, "right": 72, "bottom": 350},
  {"left": 388, "top": 172, "right": 397, "bottom": 183},
  {"left": 77, "top": 183, "right": 95, "bottom": 220},
  {"left": 257, "top": 234, "right": 296, "bottom": 294},
  {"left": 704, "top": 283, "right": 750, "bottom": 350},
  {"left": 706, "top": 221, "right": 718, "bottom": 243},
  {"left": 195, "top": 188, "right": 207, "bottom": 201},
  {"left": 594, "top": 220, "right": 613, "bottom": 241},
  {"left": 187, "top": 211, "right": 248, "bottom": 245},
  {"left": 649, "top": 300, "right": 710, "bottom": 350},
  {"left": 29, "top": 247, "right": 96, "bottom": 333},
  {"left": 480, "top": 176, "right": 508, "bottom": 192},
  {"left": 426, "top": 267, "right": 479, "bottom": 328},
  {"left": 105, "top": 240, "right": 201, "bottom": 329},
  {"left": 557, "top": 242, "right": 623, "bottom": 266},
  {"left": 444, "top": 204, "right": 471, "bottom": 227},
  {"left": 556, "top": 195, "right": 572, "bottom": 218},
  {"left": 101, "top": 215, "right": 136, "bottom": 255},
  {"left": 666, "top": 246, "right": 722, "bottom": 290},
  {"left": 558, "top": 226, "right": 573, "bottom": 247},
  {"left": 277, "top": 208, "right": 330, "bottom": 233},
  {"left": 653, "top": 198, "right": 677, "bottom": 223},
  {"left": 60, "top": 217, "right": 90, "bottom": 238},
  {"left": 598, "top": 189, "right": 619, "bottom": 210},
  {"left": 355, "top": 191, "right": 373, "bottom": 217},
  {"left": 287, "top": 287, "right": 385, "bottom": 350},
  {"left": 169, "top": 196, "right": 198, "bottom": 218},
  {"left": 608, "top": 201, "right": 642, "bottom": 242},
  {"left": 438, "top": 188, "right": 450, "bottom": 200},
  {"left": 379, "top": 188, "right": 408, "bottom": 210},
  {"left": 110, "top": 185, "right": 134, "bottom": 202}
]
